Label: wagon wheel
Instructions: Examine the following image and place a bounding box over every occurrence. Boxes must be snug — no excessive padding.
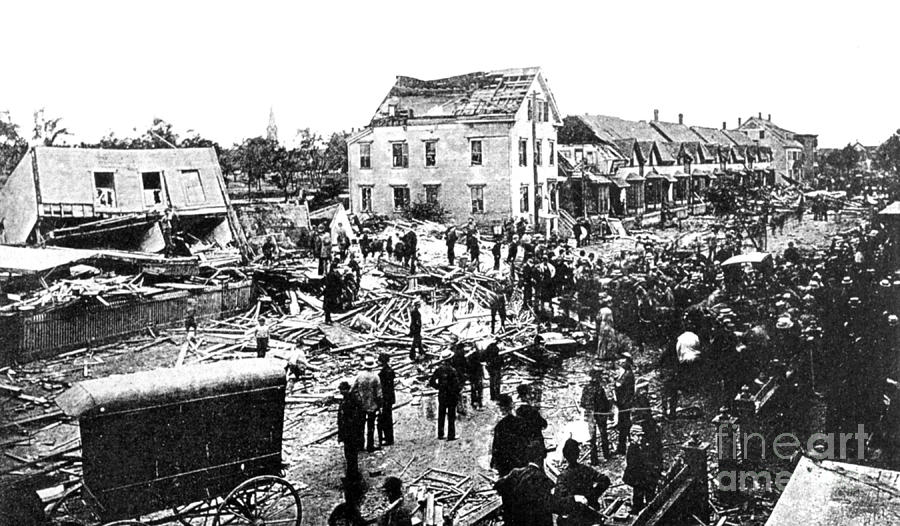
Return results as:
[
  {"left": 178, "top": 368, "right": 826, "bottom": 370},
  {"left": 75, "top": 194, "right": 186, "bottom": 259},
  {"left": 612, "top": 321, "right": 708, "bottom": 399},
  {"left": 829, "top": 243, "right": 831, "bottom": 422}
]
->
[
  {"left": 213, "top": 476, "right": 302, "bottom": 526},
  {"left": 173, "top": 500, "right": 221, "bottom": 526},
  {"left": 46, "top": 483, "right": 103, "bottom": 526}
]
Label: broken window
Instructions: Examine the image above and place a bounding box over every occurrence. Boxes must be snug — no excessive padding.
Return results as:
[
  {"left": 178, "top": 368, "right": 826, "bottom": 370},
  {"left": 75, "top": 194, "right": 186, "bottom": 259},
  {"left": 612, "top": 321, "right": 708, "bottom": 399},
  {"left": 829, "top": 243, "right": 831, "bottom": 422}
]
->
[
  {"left": 360, "top": 186, "right": 372, "bottom": 212},
  {"left": 94, "top": 172, "right": 116, "bottom": 208},
  {"left": 535, "top": 139, "right": 542, "bottom": 166},
  {"left": 470, "top": 186, "right": 484, "bottom": 213},
  {"left": 519, "top": 139, "right": 528, "bottom": 167},
  {"left": 179, "top": 169, "right": 206, "bottom": 205},
  {"left": 142, "top": 172, "right": 163, "bottom": 207},
  {"left": 393, "top": 186, "right": 410, "bottom": 211},
  {"left": 425, "top": 141, "right": 437, "bottom": 167},
  {"left": 392, "top": 143, "right": 408, "bottom": 168},
  {"left": 425, "top": 185, "right": 439, "bottom": 205},
  {"left": 360, "top": 143, "right": 371, "bottom": 169},
  {"left": 471, "top": 140, "right": 482, "bottom": 166},
  {"left": 520, "top": 185, "right": 529, "bottom": 213}
]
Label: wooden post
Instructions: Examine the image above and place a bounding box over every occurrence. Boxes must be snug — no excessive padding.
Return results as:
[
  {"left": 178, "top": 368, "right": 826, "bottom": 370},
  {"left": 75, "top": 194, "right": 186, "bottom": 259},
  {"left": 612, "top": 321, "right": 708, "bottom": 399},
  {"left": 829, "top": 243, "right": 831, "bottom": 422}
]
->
[{"left": 681, "top": 435, "right": 710, "bottom": 522}]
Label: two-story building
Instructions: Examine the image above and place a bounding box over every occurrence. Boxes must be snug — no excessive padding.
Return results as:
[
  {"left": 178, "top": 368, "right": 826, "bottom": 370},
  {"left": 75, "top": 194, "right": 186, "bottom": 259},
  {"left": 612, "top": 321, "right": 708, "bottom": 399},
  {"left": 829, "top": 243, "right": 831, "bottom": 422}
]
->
[
  {"left": 737, "top": 114, "right": 815, "bottom": 184},
  {"left": 0, "top": 146, "right": 242, "bottom": 254},
  {"left": 347, "top": 67, "right": 562, "bottom": 231}
]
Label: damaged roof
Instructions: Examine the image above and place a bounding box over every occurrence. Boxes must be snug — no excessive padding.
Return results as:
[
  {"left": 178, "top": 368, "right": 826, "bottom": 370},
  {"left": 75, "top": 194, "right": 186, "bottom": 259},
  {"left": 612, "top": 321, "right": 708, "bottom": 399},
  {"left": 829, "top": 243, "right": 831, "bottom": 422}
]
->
[{"left": 370, "top": 67, "right": 557, "bottom": 124}]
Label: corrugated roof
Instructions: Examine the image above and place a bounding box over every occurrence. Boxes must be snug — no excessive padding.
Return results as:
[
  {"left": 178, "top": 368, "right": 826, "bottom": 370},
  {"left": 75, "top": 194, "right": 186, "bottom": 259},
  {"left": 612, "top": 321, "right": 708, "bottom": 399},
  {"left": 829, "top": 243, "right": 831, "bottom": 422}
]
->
[{"left": 371, "top": 67, "right": 549, "bottom": 123}]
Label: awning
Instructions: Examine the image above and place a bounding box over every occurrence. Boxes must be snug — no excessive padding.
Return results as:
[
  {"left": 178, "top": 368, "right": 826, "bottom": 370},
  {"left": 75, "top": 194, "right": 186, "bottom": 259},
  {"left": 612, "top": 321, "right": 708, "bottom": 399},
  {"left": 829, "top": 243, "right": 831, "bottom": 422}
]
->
[
  {"left": 674, "top": 171, "right": 691, "bottom": 178},
  {"left": 625, "top": 172, "right": 645, "bottom": 182},
  {"left": 588, "top": 174, "right": 613, "bottom": 185},
  {"left": 607, "top": 175, "right": 630, "bottom": 188},
  {"left": 0, "top": 245, "right": 97, "bottom": 273},
  {"left": 721, "top": 251, "right": 772, "bottom": 266}
]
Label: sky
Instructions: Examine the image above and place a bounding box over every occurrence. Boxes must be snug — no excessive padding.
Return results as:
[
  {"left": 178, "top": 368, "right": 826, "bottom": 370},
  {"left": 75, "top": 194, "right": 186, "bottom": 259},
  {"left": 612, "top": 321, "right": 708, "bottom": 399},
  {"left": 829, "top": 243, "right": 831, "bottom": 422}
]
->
[{"left": 1, "top": 0, "right": 898, "bottom": 148}]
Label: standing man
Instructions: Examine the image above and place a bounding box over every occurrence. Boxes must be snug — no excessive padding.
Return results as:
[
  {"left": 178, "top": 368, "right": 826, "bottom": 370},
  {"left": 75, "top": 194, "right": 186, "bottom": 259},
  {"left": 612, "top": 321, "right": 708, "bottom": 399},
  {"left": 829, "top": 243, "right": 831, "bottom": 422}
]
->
[
  {"left": 360, "top": 228, "right": 371, "bottom": 262},
  {"left": 467, "top": 347, "right": 484, "bottom": 410},
  {"left": 337, "top": 381, "right": 363, "bottom": 481},
  {"left": 491, "top": 394, "right": 525, "bottom": 477},
  {"left": 490, "top": 282, "right": 508, "bottom": 334},
  {"left": 428, "top": 350, "right": 461, "bottom": 440},
  {"left": 323, "top": 258, "right": 344, "bottom": 324},
  {"left": 318, "top": 225, "right": 332, "bottom": 275},
  {"left": 408, "top": 300, "right": 423, "bottom": 361},
  {"left": 492, "top": 236, "right": 503, "bottom": 271},
  {"left": 516, "top": 384, "right": 548, "bottom": 464},
  {"left": 614, "top": 355, "right": 636, "bottom": 455},
  {"left": 507, "top": 234, "right": 520, "bottom": 283},
  {"left": 445, "top": 225, "right": 457, "bottom": 266},
  {"left": 580, "top": 368, "right": 612, "bottom": 464},
  {"left": 184, "top": 301, "right": 198, "bottom": 341},
  {"left": 352, "top": 355, "right": 382, "bottom": 453},
  {"left": 377, "top": 352, "right": 396, "bottom": 447},
  {"left": 483, "top": 337, "right": 504, "bottom": 401},
  {"left": 623, "top": 425, "right": 658, "bottom": 512},
  {"left": 556, "top": 439, "right": 611, "bottom": 526},
  {"left": 255, "top": 317, "right": 270, "bottom": 358},
  {"left": 521, "top": 256, "right": 535, "bottom": 309},
  {"left": 467, "top": 231, "right": 481, "bottom": 271}
]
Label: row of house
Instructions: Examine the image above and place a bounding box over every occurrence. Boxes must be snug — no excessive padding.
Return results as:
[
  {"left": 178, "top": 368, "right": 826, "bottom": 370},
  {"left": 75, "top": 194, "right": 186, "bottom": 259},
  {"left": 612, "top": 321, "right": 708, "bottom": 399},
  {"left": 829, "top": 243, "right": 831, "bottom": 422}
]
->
[{"left": 344, "top": 66, "right": 818, "bottom": 230}]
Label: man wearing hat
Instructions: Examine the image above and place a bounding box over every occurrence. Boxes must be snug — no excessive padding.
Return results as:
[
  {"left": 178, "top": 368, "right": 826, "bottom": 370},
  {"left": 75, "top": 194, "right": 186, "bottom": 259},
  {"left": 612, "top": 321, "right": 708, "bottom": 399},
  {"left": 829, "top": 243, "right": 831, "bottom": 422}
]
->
[
  {"left": 352, "top": 355, "right": 382, "bottom": 453},
  {"left": 482, "top": 337, "right": 504, "bottom": 401},
  {"left": 580, "top": 367, "right": 612, "bottom": 463},
  {"left": 556, "top": 439, "right": 610, "bottom": 526},
  {"left": 317, "top": 224, "right": 332, "bottom": 275},
  {"left": 491, "top": 394, "right": 526, "bottom": 477},
  {"left": 375, "top": 476, "right": 413, "bottom": 526},
  {"left": 359, "top": 228, "right": 371, "bottom": 262},
  {"left": 336, "top": 381, "right": 363, "bottom": 481},
  {"left": 377, "top": 353, "right": 396, "bottom": 447},
  {"left": 494, "top": 441, "right": 581, "bottom": 526},
  {"left": 428, "top": 350, "right": 461, "bottom": 440},
  {"left": 323, "top": 258, "right": 344, "bottom": 324},
  {"left": 516, "top": 384, "right": 548, "bottom": 463},
  {"left": 623, "top": 424, "right": 658, "bottom": 512},
  {"left": 445, "top": 225, "right": 458, "bottom": 265},
  {"left": 408, "top": 300, "right": 423, "bottom": 361},
  {"left": 614, "top": 355, "right": 636, "bottom": 455}
]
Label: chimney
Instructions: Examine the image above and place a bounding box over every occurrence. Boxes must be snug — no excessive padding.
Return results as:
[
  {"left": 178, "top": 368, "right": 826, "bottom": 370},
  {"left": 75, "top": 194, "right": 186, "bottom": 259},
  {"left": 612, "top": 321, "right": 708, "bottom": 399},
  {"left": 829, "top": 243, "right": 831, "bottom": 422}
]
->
[
  {"left": 653, "top": 109, "right": 659, "bottom": 121},
  {"left": 758, "top": 112, "right": 762, "bottom": 119},
  {"left": 738, "top": 117, "right": 742, "bottom": 126},
  {"left": 767, "top": 114, "right": 771, "bottom": 122},
  {"left": 678, "top": 113, "right": 684, "bottom": 125},
  {"left": 722, "top": 121, "right": 727, "bottom": 130}
]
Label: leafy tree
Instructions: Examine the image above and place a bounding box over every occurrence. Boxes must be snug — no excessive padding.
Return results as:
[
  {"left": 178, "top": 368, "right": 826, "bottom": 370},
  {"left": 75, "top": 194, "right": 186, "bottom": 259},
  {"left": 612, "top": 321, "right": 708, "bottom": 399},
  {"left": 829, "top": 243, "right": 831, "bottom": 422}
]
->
[
  {"left": 822, "top": 143, "right": 860, "bottom": 176},
  {"left": 0, "top": 111, "right": 28, "bottom": 178},
  {"left": 703, "top": 176, "right": 774, "bottom": 249},
  {"left": 874, "top": 133, "right": 900, "bottom": 175},
  {"left": 323, "top": 131, "right": 349, "bottom": 174},
  {"left": 32, "top": 109, "right": 70, "bottom": 146},
  {"left": 235, "top": 137, "right": 277, "bottom": 195},
  {"left": 271, "top": 146, "right": 302, "bottom": 201},
  {"left": 403, "top": 197, "right": 448, "bottom": 223}
]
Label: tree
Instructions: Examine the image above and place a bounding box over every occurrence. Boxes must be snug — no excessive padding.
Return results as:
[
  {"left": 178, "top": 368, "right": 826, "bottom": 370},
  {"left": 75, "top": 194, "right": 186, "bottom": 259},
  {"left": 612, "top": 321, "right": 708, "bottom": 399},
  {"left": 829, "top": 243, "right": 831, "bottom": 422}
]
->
[
  {"left": 0, "top": 111, "right": 27, "bottom": 178},
  {"left": 235, "top": 137, "right": 277, "bottom": 195},
  {"left": 703, "top": 176, "right": 774, "bottom": 249},
  {"left": 32, "top": 109, "right": 70, "bottom": 146},
  {"left": 271, "top": 145, "right": 302, "bottom": 201},
  {"left": 874, "top": 134, "right": 900, "bottom": 175},
  {"left": 323, "top": 131, "right": 349, "bottom": 174}
]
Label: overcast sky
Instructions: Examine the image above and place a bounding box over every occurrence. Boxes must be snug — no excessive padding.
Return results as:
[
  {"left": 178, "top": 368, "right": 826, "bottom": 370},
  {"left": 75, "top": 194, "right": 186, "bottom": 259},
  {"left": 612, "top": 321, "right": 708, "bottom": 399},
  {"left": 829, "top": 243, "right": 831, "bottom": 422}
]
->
[{"left": 2, "top": 1, "right": 897, "bottom": 148}]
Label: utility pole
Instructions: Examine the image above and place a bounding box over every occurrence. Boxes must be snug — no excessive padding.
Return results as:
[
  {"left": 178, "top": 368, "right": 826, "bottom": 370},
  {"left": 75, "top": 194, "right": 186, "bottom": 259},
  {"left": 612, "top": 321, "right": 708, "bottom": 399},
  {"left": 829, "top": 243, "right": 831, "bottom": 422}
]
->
[{"left": 531, "top": 91, "right": 540, "bottom": 229}]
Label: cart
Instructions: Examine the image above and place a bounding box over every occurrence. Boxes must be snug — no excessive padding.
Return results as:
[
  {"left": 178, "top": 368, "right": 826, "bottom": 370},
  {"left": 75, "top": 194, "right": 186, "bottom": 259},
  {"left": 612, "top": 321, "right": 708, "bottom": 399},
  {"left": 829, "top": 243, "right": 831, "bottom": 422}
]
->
[{"left": 49, "top": 359, "right": 301, "bottom": 526}]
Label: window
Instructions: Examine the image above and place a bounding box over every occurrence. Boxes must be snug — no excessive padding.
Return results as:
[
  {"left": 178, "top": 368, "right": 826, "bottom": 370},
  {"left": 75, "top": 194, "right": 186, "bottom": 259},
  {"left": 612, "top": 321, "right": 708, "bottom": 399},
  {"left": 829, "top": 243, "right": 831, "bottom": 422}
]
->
[
  {"left": 424, "top": 141, "right": 437, "bottom": 167},
  {"left": 574, "top": 148, "right": 583, "bottom": 162},
  {"left": 548, "top": 181, "right": 558, "bottom": 212},
  {"left": 388, "top": 104, "right": 397, "bottom": 117},
  {"left": 141, "top": 172, "right": 162, "bottom": 206},
  {"left": 360, "top": 186, "right": 372, "bottom": 212},
  {"left": 519, "top": 138, "right": 528, "bottom": 166},
  {"left": 392, "top": 143, "right": 408, "bottom": 168},
  {"left": 759, "top": 130, "right": 766, "bottom": 140},
  {"left": 535, "top": 139, "right": 542, "bottom": 166},
  {"left": 178, "top": 169, "right": 206, "bottom": 205},
  {"left": 393, "top": 186, "right": 410, "bottom": 211},
  {"left": 542, "top": 100, "right": 550, "bottom": 122},
  {"left": 527, "top": 99, "right": 533, "bottom": 120},
  {"left": 549, "top": 141, "right": 555, "bottom": 166},
  {"left": 520, "top": 185, "right": 529, "bottom": 212},
  {"left": 359, "top": 143, "right": 371, "bottom": 169},
  {"left": 94, "top": 172, "right": 116, "bottom": 207},
  {"left": 471, "top": 140, "right": 483, "bottom": 166},
  {"left": 425, "top": 185, "right": 439, "bottom": 205},
  {"left": 470, "top": 186, "right": 484, "bottom": 213},
  {"left": 586, "top": 150, "right": 595, "bottom": 166},
  {"left": 536, "top": 183, "right": 544, "bottom": 211}
]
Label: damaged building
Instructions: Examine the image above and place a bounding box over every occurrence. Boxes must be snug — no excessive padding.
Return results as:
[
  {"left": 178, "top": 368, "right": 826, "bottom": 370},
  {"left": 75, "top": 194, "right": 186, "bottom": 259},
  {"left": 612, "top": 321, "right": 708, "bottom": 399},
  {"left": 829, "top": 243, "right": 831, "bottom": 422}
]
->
[
  {"left": 0, "top": 146, "right": 245, "bottom": 257},
  {"left": 347, "top": 67, "right": 563, "bottom": 231}
]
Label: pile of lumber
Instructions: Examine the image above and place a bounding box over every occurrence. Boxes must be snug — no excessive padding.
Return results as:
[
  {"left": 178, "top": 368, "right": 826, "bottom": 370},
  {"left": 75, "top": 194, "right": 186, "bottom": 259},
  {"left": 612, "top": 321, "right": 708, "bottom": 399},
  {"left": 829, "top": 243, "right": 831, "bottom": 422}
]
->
[{"left": 407, "top": 467, "right": 501, "bottom": 526}]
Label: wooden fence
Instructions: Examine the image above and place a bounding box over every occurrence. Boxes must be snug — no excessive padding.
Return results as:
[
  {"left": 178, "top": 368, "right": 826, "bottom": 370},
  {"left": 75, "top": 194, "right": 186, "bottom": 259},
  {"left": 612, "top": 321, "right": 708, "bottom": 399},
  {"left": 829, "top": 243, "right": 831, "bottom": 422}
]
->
[{"left": 0, "top": 280, "right": 254, "bottom": 365}]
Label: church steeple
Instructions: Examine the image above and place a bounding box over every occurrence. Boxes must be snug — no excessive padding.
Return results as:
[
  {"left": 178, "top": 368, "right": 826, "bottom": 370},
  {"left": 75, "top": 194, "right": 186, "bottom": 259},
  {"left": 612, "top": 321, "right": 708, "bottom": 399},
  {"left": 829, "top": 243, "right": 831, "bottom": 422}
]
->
[{"left": 266, "top": 106, "right": 278, "bottom": 142}]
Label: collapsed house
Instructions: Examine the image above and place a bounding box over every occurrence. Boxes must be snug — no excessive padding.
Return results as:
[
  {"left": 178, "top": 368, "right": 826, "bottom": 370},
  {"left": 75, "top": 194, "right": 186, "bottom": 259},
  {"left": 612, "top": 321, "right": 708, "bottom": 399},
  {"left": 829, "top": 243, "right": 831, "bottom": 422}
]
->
[{"left": 0, "top": 146, "right": 248, "bottom": 258}]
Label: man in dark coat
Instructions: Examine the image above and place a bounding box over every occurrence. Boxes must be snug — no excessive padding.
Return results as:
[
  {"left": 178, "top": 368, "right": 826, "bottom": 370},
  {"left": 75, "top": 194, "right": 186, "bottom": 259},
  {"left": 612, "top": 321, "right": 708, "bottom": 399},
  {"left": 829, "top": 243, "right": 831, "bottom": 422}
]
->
[
  {"left": 507, "top": 235, "right": 519, "bottom": 282},
  {"left": 323, "top": 258, "right": 344, "bottom": 323},
  {"left": 482, "top": 338, "right": 504, "bottom": 400},
  {"left": 408, "top": 301, "right": 423, "bottom": 361},
  {"left": 556, "top": 439, "right": 610, "bottom": 526},
  {"left": 359, "top": 230, "right": 371, "bottom": 261},
  {"left": 445, "top": 226, "right": 457, "bottom": 265},
  {"left": 494, "top": 443, "right": 579, "bottom": 526},
  {"left": 516, "top": 384, "right": 548, "bottom": 463},
  {"left": 615, "top": 355, "right": 636, "bottom": 455},
  {"left": 378, "top": 353, "right": 396, "bottom": 447},
  {"left": 492, "top": 237, "right": 503, "bottom": 271},
  {"left": 489, "top": 283, "right": 508, "bottom": 334},
  {"left": 580, "top": 368, "right": 612, "bottom": 463},
  {"left": 467, "top": 347, "right": 484, "bottom": 410},
  {"left": 467, "top": 232, "right": 481, "bottom": 270},
  {"left": 428, "top": 350, "right": 461, "bottom": 440},
  {"left": 623, "top": 425, "right": 659, "bottom": 512},
  {"left": 337, "top": 381, "right": 363, "bottom": 480},
  {"left": 521, "top": 257, "right": 535, "bottom": 308},
  {"left": 491, "top": 394, "right": 525, "bottom": 477}
]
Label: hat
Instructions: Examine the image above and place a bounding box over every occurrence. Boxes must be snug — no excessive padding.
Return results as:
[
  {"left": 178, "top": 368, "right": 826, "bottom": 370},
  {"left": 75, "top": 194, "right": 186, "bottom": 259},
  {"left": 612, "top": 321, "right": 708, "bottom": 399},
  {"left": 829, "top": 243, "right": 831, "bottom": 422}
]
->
[
  {"left": 848, "top": 297, "right": 861, "bottom": 306},
  {"left": 776, "top": 317, "right": 794, "bottom": 330},
  {"left": 362, "top": 355, "right": 377, "bottom": 369},
  {"left": 880, "top": 279, "right": 892, "bottom": 288},
  {"left": 317, "top": 224, "right": 325, "bottom": 232},
  {"left": 562, "top": 438, "right": 581, "bottom": 462},
  {"left": 440, "top": 349, "right": 454, "bottom": 360},
  {"left": 889, "top": 315, "right": 899, "bottom": 326},
  {"left": 497, "top": 393, "right": 514, "bottom": 409},
  {"left": 630, "top": 425, "right": 645, "bottom": 436},
  {"left": 378, "top": 352, "right": 390, "bottom": 363},
  {"left": 382, "top": 476, "right": 402, "bottom": 494},
  {"left": 841, "top": 276, "right": 853, "bottom": 285}
]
